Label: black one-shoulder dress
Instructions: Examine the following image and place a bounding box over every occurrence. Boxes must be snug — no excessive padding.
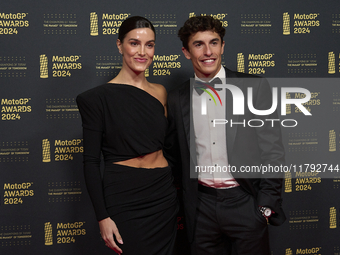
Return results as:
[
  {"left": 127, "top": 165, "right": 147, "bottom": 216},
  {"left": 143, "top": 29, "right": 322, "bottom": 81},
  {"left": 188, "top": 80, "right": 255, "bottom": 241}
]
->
[{"left": 76, "top": 84, "right": 178, "bottom": 254}]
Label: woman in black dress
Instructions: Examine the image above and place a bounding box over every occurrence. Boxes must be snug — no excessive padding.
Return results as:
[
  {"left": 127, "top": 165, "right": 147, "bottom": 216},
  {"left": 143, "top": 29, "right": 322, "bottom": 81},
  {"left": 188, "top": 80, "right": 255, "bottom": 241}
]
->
[{"left": 77, "top": 16, "right": 178, "bottom": 255}]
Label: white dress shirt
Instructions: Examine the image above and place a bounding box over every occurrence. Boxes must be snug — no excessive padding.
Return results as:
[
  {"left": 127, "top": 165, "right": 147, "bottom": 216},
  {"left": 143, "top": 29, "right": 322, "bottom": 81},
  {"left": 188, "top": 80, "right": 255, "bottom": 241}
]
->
[{"left": 193, "top": 66, "right": 239, "bottom": 189}]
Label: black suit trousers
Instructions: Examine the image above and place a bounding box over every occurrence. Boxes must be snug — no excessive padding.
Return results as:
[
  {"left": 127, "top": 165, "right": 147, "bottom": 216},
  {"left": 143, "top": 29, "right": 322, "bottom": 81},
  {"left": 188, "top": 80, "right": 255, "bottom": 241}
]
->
[{"left": 193, "top": 186, "right": 270, "bottom": 255}]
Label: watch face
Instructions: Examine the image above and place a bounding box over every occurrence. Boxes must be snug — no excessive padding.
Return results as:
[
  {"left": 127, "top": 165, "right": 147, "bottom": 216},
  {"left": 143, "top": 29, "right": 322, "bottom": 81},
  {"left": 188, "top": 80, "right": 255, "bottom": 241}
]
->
[{"left": 264, "top": 208, "right": 272, "bottom": 217}]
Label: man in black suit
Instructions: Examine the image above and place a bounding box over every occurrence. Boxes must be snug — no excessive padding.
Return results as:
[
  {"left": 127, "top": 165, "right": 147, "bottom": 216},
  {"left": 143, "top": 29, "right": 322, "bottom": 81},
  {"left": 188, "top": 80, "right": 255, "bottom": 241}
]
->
[{"left": 165, "top": 16, "right": 286, "bottom": 255}]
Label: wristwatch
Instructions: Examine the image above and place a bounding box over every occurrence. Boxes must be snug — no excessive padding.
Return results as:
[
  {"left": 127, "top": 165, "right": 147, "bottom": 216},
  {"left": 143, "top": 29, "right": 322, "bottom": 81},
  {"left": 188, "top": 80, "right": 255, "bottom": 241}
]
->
[{"left": 259, "top": 206, "right": 272, "bottom": 218}]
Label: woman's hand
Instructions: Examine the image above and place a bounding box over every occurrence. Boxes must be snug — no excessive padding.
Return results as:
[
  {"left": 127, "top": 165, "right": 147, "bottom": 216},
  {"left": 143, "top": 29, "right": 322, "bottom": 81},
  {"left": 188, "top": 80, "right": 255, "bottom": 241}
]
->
[{"left": 99, "top": 217, "right": 123, "bottom": 254}]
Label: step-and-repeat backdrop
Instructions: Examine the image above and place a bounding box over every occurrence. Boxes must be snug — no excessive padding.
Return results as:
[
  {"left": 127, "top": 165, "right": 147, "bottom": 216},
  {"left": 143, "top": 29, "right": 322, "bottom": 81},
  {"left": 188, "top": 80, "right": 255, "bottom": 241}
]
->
[{"left": 1, "top": 0, "right": 340, "bottom": 254}]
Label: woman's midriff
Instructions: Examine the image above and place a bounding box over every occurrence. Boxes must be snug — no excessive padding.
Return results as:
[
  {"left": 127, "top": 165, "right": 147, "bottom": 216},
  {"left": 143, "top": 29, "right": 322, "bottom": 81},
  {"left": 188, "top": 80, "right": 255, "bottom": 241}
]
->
[{"left": 113, "top": 149, "right": 168, "bottom": 168}]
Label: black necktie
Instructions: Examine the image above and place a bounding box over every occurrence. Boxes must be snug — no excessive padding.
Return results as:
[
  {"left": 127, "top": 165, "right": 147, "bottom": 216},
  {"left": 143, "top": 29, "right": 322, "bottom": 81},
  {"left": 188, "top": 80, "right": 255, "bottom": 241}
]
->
[{"left": 194, "top": 77, "right": 222, "bottom": 95}]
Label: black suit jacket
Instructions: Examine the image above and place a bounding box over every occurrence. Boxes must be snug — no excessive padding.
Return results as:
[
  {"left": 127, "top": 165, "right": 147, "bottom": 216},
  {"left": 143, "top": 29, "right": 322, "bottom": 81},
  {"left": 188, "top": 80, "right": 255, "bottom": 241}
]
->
[{"left": 165, "top": 67, "right": 286, "bottom": 242}]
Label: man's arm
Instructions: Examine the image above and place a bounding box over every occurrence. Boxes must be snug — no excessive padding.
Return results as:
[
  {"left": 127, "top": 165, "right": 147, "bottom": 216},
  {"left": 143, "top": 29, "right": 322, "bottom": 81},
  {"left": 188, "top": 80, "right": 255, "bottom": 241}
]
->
[{"left": 253, "top": 77, "right": 286, "bottom": 225}]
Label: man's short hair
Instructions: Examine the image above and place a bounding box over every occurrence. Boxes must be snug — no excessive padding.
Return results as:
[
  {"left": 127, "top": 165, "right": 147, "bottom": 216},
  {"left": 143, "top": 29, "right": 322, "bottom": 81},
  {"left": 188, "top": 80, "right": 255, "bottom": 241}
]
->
[{"left": 178, "top": 15, "right": 225, "bottom": 50}]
